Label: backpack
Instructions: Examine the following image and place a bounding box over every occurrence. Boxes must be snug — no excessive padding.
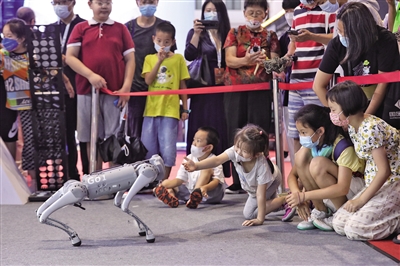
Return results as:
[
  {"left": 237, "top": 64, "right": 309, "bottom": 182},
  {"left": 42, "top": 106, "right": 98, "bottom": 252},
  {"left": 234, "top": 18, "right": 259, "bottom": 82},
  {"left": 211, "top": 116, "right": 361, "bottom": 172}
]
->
[{"left": 333, "top": 138, "right": 353, "bottom": 161}]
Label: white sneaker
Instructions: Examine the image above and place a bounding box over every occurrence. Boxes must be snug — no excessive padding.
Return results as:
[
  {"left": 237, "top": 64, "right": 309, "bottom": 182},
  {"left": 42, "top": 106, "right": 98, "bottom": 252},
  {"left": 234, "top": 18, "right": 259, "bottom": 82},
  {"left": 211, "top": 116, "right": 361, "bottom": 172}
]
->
[
  {"left": 297, "top": 208, "right": 330, "bottom": 230},
  {"left": 313, "top": 216, "right": 334, "bottom": 231}
]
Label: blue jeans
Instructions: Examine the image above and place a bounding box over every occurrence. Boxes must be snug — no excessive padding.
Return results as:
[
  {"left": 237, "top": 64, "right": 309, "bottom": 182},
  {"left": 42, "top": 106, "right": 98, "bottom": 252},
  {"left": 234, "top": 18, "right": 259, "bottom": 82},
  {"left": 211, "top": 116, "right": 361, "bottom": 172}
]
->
[{"left": 141, "top": 116, "right": 178, "bottom": 167}]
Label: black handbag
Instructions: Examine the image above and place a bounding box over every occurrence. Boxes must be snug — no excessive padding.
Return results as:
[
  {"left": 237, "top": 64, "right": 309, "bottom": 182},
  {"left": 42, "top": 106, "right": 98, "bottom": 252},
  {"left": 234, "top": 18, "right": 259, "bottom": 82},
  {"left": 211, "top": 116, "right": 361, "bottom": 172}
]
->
[
  {"left": 98, "top": 135, "right": 120, "bottom": 163},
  {"left": 115, "top": 134, "right": 148, "bottom": 165},
  {"left": 381, "top": 81, "right": 400, "bottom": 129},
  {"left": 186, "top": 54, "right": 212, "bottom": 88},
  {"left": 114, "top": 107, "right": 148, "bottom": 164}
]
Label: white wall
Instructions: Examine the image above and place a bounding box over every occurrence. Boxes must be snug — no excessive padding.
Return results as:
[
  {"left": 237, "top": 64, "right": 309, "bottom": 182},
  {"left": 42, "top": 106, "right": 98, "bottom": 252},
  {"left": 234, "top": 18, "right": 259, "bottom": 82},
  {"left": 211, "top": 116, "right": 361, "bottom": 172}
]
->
[
  {"left": 194, "top": 0, "right": 283, "bottom": 29},
  {"left": 23, "top": 0, "right": 284, "bottom": 54},
  {"left": 23, "top": 0, "right": 193, "bottom": 55}
]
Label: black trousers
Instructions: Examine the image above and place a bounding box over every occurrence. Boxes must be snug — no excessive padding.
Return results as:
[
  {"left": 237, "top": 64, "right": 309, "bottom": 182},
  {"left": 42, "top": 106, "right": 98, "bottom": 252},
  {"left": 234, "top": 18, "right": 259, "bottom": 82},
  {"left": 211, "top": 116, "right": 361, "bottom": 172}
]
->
[
  {"left": 127, "top": 96, "right": 146, "bottom": 138},
  {"left": 224, "top": 90, "right": 272, "bottom": 185},
  {"left": 64, "top": 95, "right": 80, "bottom": 180}
]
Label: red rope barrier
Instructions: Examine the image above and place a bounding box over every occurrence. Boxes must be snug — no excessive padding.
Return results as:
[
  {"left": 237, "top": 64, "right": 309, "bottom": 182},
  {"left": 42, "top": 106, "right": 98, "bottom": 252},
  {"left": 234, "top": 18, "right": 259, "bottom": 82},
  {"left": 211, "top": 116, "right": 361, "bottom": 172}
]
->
[{"left": 101, "top": 70, "right": 400, "bottom": 96}]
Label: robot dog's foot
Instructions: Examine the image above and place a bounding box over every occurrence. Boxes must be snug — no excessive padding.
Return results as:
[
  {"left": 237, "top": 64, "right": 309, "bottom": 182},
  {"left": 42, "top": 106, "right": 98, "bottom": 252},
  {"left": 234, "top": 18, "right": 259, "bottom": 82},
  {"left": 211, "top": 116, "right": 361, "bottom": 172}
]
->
[
  {"left": 146, "top": 233, "right": 155, "bottom": 243},
  {"left": 70, "top": 233, "right": 81, "bottom": 246}
]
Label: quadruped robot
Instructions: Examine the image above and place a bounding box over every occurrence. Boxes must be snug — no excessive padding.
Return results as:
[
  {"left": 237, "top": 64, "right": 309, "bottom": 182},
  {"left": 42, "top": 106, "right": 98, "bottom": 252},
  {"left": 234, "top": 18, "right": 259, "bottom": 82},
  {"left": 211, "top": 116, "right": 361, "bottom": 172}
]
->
[
  {"left": 36, "top": 155, "right": 165, "bottom": 246},
  {"left": 263, "top": 55, "right": 297, "bottom": 74}
]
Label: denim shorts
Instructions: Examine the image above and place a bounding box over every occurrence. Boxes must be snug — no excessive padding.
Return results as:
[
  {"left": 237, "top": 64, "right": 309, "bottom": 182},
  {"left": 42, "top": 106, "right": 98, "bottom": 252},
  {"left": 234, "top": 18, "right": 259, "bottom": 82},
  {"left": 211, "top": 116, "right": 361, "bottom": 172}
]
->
[
  {"left": 287, "top": 89, "right": 322, "bottom": 139},
  {"left": 141, "top": 116, "right": 178, "bottom": 167}
]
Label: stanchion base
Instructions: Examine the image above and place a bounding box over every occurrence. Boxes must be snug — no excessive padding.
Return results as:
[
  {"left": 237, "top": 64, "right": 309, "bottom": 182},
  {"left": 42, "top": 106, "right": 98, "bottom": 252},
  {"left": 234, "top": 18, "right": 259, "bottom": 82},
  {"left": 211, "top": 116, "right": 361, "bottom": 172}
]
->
[{"left": 29, "top": 191, "right": 54, "bottom": 202}]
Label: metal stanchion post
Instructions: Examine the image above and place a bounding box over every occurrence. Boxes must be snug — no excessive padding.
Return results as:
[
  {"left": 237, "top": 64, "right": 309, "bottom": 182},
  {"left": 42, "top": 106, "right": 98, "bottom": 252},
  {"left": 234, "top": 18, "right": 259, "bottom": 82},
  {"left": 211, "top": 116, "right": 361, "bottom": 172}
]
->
[
  {"left": 272, "top": 79, "right": 285, "bottom": 193},
  {"left": 90, "top": 87, "right": 99, "bottom": 173},
  {"left": 329, "top": 73, "right": 338, "bottom": 89}
]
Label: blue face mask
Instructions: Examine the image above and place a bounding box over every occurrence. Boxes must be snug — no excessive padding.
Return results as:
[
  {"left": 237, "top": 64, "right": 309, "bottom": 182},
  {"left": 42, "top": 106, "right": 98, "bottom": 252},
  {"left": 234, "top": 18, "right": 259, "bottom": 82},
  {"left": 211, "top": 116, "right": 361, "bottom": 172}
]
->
[
  {"left": 154, "top": 42, "right": 170, "bottom": 53},
  {"left": 311, "top": 144, "right": 333, "bottom": 158},
  {"left": 139, "top": 4, "right": 157, "bottom": 17},
  {"left": 338, "top": 33, "right": 349, "bottom": 48},
  {"left": 319, "top": 0, "right": 339, "bottom": 12},
  {"left": 299, "top": 131, "right": 320, "bottom": 149},
  {"left": 300, "top": 0, "right": 314, "bottom": 5},
  {"left": 204, "top": 11, "right": 218, "bottom": 21},
  {"left": 1, "top": 38, "right": 19, "bottom": 52}
]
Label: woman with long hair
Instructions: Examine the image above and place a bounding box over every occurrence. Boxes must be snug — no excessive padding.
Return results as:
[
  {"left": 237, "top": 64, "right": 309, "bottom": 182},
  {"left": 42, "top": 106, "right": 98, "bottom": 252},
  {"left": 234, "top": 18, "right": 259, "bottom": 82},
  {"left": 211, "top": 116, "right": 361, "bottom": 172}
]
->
[{"left": 184, "top": 0, "right": 231, "bottom": 177}]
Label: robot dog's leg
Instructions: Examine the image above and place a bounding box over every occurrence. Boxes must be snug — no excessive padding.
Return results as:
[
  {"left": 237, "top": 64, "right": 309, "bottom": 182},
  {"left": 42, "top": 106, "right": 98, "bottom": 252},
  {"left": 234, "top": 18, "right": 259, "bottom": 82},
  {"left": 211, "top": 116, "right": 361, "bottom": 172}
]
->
[
  {"left": 119, "top": 156, "right": 165, "bottom": 243},
  {"left": 114, "top": 190, "right": 125, "bottom": 208},
  {"left": 36, "top": 180, "right": 78, "bottom": 218},
  {"left": 125, "top": 209, "right": 155, "bottom": 243},
  {"left": 44, "top": 218, "right": 82, "bottom": 246},
  {"left": 36, "top": 180, "right": 87, "bottom": 246}
]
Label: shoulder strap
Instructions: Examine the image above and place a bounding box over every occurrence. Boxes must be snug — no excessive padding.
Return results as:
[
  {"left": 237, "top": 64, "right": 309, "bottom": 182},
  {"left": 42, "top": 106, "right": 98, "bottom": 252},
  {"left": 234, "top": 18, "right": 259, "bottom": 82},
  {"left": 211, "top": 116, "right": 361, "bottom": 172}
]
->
[
  {"left": 333, "top": 138, "right": 353, "bottom": 161},
  {"left": 325, "top": 13, "right": 329, "bottom": 34},
  {"left": 127, "top": 20, "right": 135, "bottom": 37}
]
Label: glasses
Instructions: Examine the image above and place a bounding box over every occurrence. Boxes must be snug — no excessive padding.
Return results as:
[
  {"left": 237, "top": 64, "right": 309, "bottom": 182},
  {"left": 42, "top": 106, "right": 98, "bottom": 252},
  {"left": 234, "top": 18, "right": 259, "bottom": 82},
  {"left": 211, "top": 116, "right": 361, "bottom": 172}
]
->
[
  {"left": 93, "top": 1, "right": 113, "bottom": 7},
  {"left": 51, "top": 0, "right": 72, "bottom": 5},
  {"left": 245, "top": 10, "right": 265, "bottom": 17}
]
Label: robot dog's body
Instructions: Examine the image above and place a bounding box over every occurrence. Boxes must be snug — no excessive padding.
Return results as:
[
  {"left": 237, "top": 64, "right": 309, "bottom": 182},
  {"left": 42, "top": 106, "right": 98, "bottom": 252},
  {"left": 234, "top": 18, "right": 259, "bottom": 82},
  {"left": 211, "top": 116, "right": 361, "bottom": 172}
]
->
[{"left": 36, "top": 155, "right": 165, "bottom": 246}]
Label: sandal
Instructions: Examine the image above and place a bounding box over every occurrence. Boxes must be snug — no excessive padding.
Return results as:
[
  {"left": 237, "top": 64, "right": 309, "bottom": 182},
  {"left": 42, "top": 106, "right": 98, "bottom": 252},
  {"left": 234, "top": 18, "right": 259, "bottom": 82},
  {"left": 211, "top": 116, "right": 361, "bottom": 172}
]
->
[
  {"left": 186, "top": 188, "right": 203, "bottom": 209},
  {"left": 393, "top": 234, "right": 400, "bottom": 244},
  {"left": 154, "top": 186, "right": 179, "bottom": 208}
]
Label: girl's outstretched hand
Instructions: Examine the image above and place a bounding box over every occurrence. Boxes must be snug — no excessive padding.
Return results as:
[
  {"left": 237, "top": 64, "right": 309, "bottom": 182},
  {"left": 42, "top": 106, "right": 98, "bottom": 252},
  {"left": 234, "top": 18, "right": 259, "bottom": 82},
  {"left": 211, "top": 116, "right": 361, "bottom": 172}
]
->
[
  {"left": 242, "top": 219, "right": 263, "bottom": 226},
  {"left": 182, "top": 157, "right": 196, "bottom": 172}
]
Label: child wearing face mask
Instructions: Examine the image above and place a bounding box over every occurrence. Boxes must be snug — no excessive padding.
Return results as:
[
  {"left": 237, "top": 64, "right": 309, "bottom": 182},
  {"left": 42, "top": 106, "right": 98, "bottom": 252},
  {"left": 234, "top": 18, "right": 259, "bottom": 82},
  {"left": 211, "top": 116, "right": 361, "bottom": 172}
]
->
[
  {"left": 0, "top": 19, "right": 36, "bottom": 191},
  {"left": 66, "top": 0, "right": 135, "bottom": 171},
  {"left": 153, "top": 127, "right": 226, "bottom": 209},
  {"left": 286, "top": 104, "right": 365, "bottom": 231},
  {"left": 1, "top": 18, "right": 74, "bottom": 193},
  {"left": 141, "top": 21, "right": 189, "bottom": 181},
  {"left": 222, "top": 0, "right": 280, "bottom": 195},
  {"left": 326, "top": 81, "right": 400, "bottom": 242},
  {"left": 183, "top": 124, "right": 295, "bottom": 226}
]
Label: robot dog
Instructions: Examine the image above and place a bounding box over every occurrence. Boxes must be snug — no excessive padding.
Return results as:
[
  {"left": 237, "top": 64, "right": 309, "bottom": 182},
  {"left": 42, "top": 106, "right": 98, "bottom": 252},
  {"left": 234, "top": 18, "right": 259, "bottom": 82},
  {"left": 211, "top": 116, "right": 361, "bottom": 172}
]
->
[
  {"left": 36, "top": 155, "right": 165, "bottom": 246},
  {"left": 263, "top": 55, "right": 297, "bottom": 74}
]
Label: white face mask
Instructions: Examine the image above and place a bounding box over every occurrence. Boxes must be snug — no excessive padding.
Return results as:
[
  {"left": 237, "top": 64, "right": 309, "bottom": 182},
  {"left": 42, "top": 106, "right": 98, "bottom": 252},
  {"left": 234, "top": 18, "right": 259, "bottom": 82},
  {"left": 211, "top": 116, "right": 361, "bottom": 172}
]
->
[
  {"left": 204, "top": 11, "right": 218, "bottom": 21},
  {"left": 54, "top": 4, "right": 71, "bottom": 19},
  {"left": 234, "top": 150, "right": 252, "bottom": 162},
  {"left": 154, "top": 42, "right": 171, "bottom": 53},
  {"left": 190, "top": 145, "right": 207, "bottom": 158},
  {"left": 284, "top": 12, "right": 294, "bottom": 28},
  {"left": 319, "top": 0, "right": 339, "bottom": 12},
  {"left": 245, "top": 19, "right": 261, "bottom": 30}
]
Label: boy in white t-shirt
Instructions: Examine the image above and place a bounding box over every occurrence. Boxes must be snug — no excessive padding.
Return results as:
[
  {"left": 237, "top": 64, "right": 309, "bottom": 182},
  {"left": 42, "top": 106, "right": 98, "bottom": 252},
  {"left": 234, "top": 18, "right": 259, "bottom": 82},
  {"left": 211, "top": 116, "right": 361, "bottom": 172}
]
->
[{"left": 154, "top": 127, "right": 226, "bottom": 209}]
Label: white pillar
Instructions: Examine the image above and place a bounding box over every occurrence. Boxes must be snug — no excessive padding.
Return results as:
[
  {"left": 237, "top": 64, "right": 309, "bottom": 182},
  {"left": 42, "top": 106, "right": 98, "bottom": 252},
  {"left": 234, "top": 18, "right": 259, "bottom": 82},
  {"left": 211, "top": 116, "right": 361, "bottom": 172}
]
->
[{"left": 156, "top": 1, "right": 195, "bottom": 55}]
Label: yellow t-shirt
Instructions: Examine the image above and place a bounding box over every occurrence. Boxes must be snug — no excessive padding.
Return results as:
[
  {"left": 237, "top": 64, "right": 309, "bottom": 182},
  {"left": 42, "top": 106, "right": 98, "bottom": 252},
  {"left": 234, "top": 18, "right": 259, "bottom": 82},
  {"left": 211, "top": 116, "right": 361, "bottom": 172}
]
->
[
  {"left": 332, "top": 135, "right": 365, "bottom": 174},
  {"left": 142, "top": 53, "right": 190, "bottom": 120}
]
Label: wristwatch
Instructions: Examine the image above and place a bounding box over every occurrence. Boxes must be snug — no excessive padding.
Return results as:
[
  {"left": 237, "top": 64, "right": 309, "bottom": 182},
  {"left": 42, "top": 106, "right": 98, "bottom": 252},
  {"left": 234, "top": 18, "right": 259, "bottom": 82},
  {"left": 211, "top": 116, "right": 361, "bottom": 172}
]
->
[{"left": 182, "top": 109, "right": 191, "bottom": 114}]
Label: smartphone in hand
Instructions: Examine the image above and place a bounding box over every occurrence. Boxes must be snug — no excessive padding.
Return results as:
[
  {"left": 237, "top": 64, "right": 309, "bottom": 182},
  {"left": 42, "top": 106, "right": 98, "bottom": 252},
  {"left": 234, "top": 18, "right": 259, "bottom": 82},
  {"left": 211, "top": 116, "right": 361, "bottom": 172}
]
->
[
  {"left": 287, "top": 30, "right": 299, "bottom": 35},
  {"left": 197, "top": 20, "right": 219, "bottom": 29}
]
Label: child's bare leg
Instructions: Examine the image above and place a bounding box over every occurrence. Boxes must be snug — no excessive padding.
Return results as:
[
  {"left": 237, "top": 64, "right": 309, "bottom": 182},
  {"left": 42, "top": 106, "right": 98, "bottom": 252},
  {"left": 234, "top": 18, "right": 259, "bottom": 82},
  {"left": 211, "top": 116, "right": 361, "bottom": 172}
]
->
[
  {"left": 164, "top": 166, "right": 171, "bottom": 180},
  {"left": 265, "top": 196, "right": 287, "bottom": 214},
  {"left": 310, "top": 157, "right": 347, "bottom": 210},
  {"left": 295, "top": 148, "right": 326, "bottom": 212},
  {"left": 194, "top": 169, "right": 213, "bottom": 188},
  {"left": 28, "top": 170, "right": 36, "bottom": 193}
]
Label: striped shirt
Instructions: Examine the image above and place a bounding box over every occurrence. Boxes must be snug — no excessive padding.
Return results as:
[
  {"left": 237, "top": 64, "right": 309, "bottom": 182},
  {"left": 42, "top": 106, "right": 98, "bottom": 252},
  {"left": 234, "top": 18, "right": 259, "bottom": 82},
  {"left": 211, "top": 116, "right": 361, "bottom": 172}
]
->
[{"left": 290, "top": 5, "right": 336, "bottom": 82}]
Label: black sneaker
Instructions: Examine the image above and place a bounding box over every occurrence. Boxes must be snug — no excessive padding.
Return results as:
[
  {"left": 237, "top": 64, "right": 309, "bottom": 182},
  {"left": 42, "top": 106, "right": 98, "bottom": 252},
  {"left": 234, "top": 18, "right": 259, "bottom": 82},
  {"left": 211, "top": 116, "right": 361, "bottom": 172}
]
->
[{"left": 225, "top": 184, "right": 245, "bottom": 194}]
